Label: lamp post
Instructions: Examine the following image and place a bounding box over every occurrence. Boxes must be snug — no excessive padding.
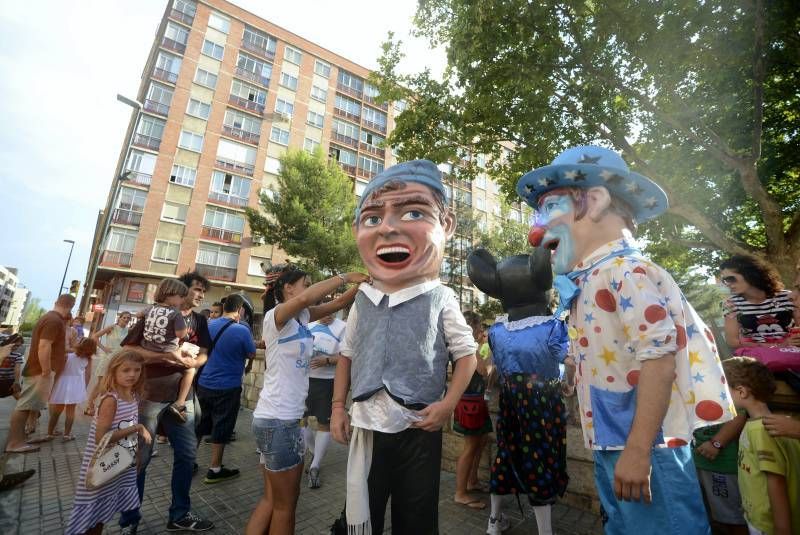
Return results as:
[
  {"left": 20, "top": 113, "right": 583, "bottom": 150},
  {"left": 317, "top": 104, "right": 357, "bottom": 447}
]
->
[{"left": 58, "top": 239, "right": 75, "bottom": 300}]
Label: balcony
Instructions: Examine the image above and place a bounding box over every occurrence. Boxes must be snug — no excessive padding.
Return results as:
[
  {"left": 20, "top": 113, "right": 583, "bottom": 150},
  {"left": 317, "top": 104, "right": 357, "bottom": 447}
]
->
[
  {"left": 357, "top": 168, "right": 377, "bottom": 180},
  {"left": 362, "top": 119, "right": 387, "bottom": 134},
  {"left": 208, "top": 190, "right": 249, "bottom": 208},
  {"left": 333, "top": 107, "right": 360, "bottom": 123},
  {"left": 215, "top": 157, "right": 254, "bottom": 177},
  {"left": 337, "top": 83, "right": 363, "bottom": 99},
  {"left": 234, "top": 66, "right": 269, "bottom": 88},
  {"left": 143, "top": 99, "right": 170, "bottom": 117},
  {"left": 241, "top": 38, "right": 276, "bottom": 62},
  {"left": 132, "top": 133, "right": 161, "bottom": 151},
  {"left": 331, "top": 132, "right": 358, "bottom": 148},
  {"left": 222, "top": 125, "right": 260, "bottom": 145},
  {"left": 359, "top": 143, "right": 385, "bottom": 158},
  {"left": 100, "top": 251, "right": 133, "bottom": 268},
  {"left": 196, "top": 263, "right": 237, "bottom": 282},
  {"left": 201, "top": 226, "right": 242, "bottom": 244},
  {"left": 363, "top": 94, "right": 389, "bottom": 111},
  {"left": 111, "top": 208, "right": 143, "bottom": 226},
  {"left": 339, "top": 163, "right": 356, "bottom": 176},
  {"left": 161, "top": 36, "right": 186, "bottom": 54},
  {"left": 152, "top": 67, "right": 179, "bottom": 84},
  {"left": 125, "top": 171, "right": 152, "bottom": 187},
  {"left": 228, "top": 94, "right": 265, "bottom": 115},
  {"left": 169, "top": 8, "right": 194, "bottom": 26}
]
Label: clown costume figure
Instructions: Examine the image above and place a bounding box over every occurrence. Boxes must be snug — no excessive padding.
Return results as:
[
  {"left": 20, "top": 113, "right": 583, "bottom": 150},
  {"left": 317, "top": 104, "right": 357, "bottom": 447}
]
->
[
  {"left": 516, "top": 146, "right": 735, "bottom": 535},
  {"left": 330, "top": 160, "right": 477, "bottom": 534}
]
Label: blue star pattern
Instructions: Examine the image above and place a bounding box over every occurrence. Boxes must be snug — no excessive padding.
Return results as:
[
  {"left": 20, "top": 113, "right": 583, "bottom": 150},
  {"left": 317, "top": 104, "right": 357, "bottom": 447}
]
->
[
  {"left": 686, "top": 324, "right": 699, "bottom": 338},
  {"left": 693, "top": 372, "right": 705, "bottom": 383},
  {"left": 584, "top": 313, "right": 595, "bottom": 324},
  {"left": 619, "top": 296, "right": 633, "bottom": 311}
]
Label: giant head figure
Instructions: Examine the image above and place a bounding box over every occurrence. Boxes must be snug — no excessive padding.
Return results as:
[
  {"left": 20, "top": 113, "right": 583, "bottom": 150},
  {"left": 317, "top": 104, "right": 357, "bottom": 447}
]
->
[
  {"left": 516, "top": 146, "right": 668, "bottom": 274},
  {"left": 353, "top": 160, "right": 455, "bottom": 293}
]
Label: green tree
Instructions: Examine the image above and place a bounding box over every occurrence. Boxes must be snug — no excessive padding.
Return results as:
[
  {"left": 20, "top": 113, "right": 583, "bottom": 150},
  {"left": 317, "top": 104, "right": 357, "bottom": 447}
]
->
[
  {"left": 19, "top": 297, "right": 44, "bottom": 334},
  {"left": 246, "top": 149, "right": 361, "bottom": 278},
  {"left": 374, "top": 0, "right": 800, "bottom": 282}
]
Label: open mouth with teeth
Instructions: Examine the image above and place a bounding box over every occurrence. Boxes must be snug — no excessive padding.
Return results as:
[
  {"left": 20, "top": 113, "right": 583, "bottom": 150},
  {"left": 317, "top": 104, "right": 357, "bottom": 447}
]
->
[
  {"left": 542, "top": 238, "right": 560, "bottom": 252},
  {"left": 376, "top": 245, "right": 411, "bottom": 265}
]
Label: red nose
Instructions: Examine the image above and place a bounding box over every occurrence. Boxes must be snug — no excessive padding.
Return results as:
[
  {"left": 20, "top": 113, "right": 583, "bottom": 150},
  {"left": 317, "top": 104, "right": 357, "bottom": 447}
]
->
[{"left": 528, "top": 226, "right": 546, "bottom": 248}]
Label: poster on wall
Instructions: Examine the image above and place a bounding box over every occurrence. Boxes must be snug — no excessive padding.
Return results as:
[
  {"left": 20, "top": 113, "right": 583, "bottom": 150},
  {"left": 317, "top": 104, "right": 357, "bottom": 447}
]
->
[{"left": 126, "top": 282, "right": 147, "bottom": 303}]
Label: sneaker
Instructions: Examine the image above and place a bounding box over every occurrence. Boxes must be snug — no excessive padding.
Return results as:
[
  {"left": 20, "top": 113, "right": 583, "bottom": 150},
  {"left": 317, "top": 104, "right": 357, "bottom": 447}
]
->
[
  {"left": 168, "top": 404, "right": 188, "bottom": 423},
  {"left": 166, "top": 511, "right": 214, "bottom": 532},
  {"left": 120, "top": 524, "right": 138, "bottom": 535},
  {"left": 204, "top": 466, "right": 240, "bottom": 484},
  {"left": 308, "top": 467, "right": 321, "bottom": 489},
  {"left": 486, "top": 513, "right": 510, "bottom": 535}
]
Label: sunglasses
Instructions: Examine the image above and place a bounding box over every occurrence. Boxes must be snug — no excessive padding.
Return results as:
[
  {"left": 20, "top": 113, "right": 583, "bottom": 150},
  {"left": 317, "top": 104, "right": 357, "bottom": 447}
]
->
[{"left": 721, "top": 275, "right": 739, "bottom": 285}]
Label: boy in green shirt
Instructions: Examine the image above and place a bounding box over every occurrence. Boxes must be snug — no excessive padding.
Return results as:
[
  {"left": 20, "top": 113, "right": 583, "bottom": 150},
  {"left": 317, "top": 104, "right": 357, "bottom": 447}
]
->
[{"left": 723, "top": 357, "right": 800, "bottom": 535}]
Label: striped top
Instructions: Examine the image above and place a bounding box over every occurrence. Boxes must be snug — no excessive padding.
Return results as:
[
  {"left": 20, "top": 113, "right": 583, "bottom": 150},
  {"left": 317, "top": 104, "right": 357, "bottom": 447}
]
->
[{"left": 724, "top": 290, "right": 795, "bottom": 344}]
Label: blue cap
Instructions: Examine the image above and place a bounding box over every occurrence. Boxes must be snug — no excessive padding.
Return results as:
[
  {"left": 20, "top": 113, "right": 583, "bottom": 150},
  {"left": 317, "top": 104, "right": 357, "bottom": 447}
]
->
[{"left": 356, "top": 160, "right": 445, "bottom": 219}]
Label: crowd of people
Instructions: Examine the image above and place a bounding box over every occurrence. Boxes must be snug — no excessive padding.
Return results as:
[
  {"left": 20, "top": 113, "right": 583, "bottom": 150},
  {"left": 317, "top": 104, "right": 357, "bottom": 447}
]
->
[{"left": 0, "top": 151, "right": 799, "bottom": 535}]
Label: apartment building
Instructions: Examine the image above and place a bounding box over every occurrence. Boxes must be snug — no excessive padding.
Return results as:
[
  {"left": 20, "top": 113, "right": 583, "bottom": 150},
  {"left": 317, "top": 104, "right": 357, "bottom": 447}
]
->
[
  {"left": 82, "top": 0, "right": 527, "bottom": 330},
  {"left": 0, "top": 267, "right": 30, "bottom": 330}
]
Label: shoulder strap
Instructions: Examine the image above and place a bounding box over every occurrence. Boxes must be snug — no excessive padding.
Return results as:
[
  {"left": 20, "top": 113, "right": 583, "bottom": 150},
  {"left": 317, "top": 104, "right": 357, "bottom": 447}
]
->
[{"left": 210, "top": 319, "right": 236, "bottom": 354}]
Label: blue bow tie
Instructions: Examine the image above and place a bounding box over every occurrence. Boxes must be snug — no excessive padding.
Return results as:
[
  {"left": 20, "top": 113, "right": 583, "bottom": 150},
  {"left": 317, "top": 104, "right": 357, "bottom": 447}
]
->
[{"left": 553, "top": 246, "right": 641, "bottom": 318}]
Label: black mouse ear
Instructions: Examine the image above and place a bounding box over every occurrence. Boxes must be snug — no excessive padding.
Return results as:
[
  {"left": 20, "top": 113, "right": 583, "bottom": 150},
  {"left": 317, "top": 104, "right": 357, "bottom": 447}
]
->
[
  {"left": 468, "top": 248, "right": 501, "bottom": 297},
  {"left": 529, "top": 247, "right": 553, "bottom": 288}
]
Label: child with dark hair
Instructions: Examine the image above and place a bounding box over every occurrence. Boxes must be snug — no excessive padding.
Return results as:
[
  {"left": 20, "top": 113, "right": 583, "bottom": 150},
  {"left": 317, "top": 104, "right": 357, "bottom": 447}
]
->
[{"left": 723, "top": 356, "right": 800, "bottom": 534}]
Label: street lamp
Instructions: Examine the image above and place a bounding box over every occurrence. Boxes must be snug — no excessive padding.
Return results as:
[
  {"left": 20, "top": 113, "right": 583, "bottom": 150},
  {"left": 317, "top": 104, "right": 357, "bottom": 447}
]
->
[{"left": 58, "top": 240, "right": 75, "bottom": 300}]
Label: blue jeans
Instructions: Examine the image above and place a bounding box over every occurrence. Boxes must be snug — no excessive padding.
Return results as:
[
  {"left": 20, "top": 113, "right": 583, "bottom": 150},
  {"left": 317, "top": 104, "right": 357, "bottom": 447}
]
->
[
  {"left": 119, "top": 398, "right": 197, "bottom": 526},
  {"left": 593, "top": 446, "right": 710, "bottom": 535}
]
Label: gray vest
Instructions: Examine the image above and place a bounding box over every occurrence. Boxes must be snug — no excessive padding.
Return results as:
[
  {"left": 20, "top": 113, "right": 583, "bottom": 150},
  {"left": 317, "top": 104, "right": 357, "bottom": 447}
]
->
[{"left": 350, "top": 286, "right": 451, "bottom": 407}]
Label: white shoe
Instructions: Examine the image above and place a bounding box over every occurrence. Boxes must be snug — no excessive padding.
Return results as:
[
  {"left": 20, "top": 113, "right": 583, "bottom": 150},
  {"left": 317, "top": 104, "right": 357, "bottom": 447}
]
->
[{"left": 486, "top": 513, "right": 510, "bottom": 534}]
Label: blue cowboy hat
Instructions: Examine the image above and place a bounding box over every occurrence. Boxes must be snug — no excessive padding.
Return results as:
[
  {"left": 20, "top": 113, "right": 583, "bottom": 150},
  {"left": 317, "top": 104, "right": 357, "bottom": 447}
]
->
[{"left": 516, "top": 145, "right": 669, "bottom": 221}]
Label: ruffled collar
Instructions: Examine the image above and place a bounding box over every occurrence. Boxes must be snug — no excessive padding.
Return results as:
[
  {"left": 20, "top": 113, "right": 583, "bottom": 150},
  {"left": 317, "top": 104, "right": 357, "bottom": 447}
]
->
[{"left": 495, "top": 315, "right": 555, "bottom": 331}]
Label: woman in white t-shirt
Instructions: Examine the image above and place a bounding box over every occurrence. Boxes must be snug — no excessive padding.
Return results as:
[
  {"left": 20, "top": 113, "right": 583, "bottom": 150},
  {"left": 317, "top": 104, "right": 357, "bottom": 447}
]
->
[{"left": 246, "top": 265, "right": 368, "bottom": 535}]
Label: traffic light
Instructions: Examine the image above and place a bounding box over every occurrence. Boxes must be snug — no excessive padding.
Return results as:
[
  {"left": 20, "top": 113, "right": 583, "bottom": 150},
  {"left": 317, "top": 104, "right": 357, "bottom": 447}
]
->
[{"left": 69, "top": 280, "right": 81, "bottom": 296}]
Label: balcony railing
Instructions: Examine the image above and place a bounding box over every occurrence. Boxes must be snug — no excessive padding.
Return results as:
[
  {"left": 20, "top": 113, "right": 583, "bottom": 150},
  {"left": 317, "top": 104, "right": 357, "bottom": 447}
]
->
[
  {"left": 234, "top": 66, "right": 269, "bottom": 87},
  {"left": 215, "top": 157, "right": 254, "bottom": 177},
  {"left": 100, "top": 251, "right": 133, "bottom": 267},
  {"left": 161, "top": 36, "right": 186, "bottom": 54},
  {"left": 196, "top": 263, "right": 237, "bottom": 282},
  {"left": 363, "top": 94, "right": 389, "bottom": 111},
  {"left": 201, "top": 225, "right": 243, "bottom": 244},
  {"left": 357, "top": 168, "right": 377, "bottom": 180},
  {"left": 152, "top": 67, "right": 179, "bottom": 84},
  {"left": 241, "top": 39, "right": 276, "bottom": 62},
  {"left": 112, "top": 208, "right": 143, "bottom": 226},
  {"left": 143, "top": 99, "right": 170, "bottom": 116},
  {"left": 333, "top": 107, "right": 360, "bottom": 123},
  {"left": 169, "top": 8, "right": 194, "bottom": 26},
  {"left": 132, "top": 133, "right": 161, "bottom": 151},
  {"left": 331, "top": 132, "right": 358, "bottom": 148},
  {"left": 125, "top": 171, "right": 152, "bottom": 187},
  {"left": 359, "top": 143, "right": 385, "bottom": 158},
  {"left": 362, "top": 119, "right": 387, "bottom": 134},
  {"left": 337, "top": 83, "right": 363, "bottom": 99},
  {"left": 222, "top": 125, "right": 260, "bottom": 145},
  {"left": 228, "top": 94, "right": 265, "bottom": 114},
  {"left": 209, "top": 190, "right": 249, "bottom": 208},
  {"left": 339, "top": 163, "right": 356, "bottom": 176}
]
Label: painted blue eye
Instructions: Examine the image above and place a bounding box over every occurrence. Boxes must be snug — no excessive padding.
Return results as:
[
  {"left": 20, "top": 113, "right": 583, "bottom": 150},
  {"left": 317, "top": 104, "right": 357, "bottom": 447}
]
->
[
  {"left": 544, "top": 202, "right": 559, "bottom": 212},
  {"left": 401, "top": 210, "right": 425, "bottom": 221},
  {"left": 363, "top": 215, "right": 381, "bottom": 227}
]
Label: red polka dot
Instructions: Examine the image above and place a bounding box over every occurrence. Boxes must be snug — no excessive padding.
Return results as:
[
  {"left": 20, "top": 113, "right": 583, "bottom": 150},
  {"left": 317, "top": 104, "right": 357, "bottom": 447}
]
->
[
  {"left": 665, "top": 335, "right": 672, "bottom": 343},
  {"left": 606, "top": 376, "right": 615, "bottom": 383},
  {"left": 633, "top": 266, "right": 647, "bottom": 276},
  {"left": 627, "top": 370, "right": 640, "bottom": 386},
  {"left": 675, "top": 325, "right": 687, "bottom": 350},
  {"left": 705, "top": 329, "right": 715, "bottom": 343},
  {"left": 639, "top": 324, "right": 648, "bottom": 331},
  {"left": 721, "top": 375, "right": 726, "bottom": 385},
  {"left": 645, "top": 304, "right": 667, "bottom": 323},
  {"left": 594, "top": 326, "right": 602, "bottom": 333},
  {"left": 585, "top": 411, "right": 592, "bottom": 418},
  {"left": 667, "top": 438, "right": 688, "bottom": 447},
  {"left": 696, "top": 400, "right": 724, "bottom": 421},
  {"left": 579, "top": 337, "right": 589, "bottom": 347},
  {"left": 592, "top": 269, "right": 600, "bottom": 275},
  {"left": 595, "top": 289, "right": 617, "bottom": 312}
]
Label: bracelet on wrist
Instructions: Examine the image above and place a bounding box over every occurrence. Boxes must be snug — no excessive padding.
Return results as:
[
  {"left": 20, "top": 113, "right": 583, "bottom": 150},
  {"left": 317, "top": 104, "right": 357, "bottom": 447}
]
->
[{"left": 337, "top": 273, "right": 347, "bottom": 285}]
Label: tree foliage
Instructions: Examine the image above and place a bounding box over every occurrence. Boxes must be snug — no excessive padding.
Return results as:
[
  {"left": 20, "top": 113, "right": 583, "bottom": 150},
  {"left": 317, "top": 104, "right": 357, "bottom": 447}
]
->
[
  {"left": 19, "top": 298, "right": 44, "bottom": 334},
  {"left": 374, "top": 0, "right": 800, "bottom": 283},
  {"left": 245, "top": 149, "right": 361, "bottom": 278}
]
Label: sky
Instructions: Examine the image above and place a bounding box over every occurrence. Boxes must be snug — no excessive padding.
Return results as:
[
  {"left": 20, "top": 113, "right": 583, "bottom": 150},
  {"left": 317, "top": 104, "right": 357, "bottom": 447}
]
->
[{"left": 0, "top": 0, "right": 445, "bottom": 310}]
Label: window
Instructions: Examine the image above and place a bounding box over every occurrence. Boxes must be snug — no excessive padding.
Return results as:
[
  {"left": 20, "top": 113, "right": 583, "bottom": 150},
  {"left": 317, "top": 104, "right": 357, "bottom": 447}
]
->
[
  {"left": 358, "top": 155, "right": 384, "bottom": 175},
  {"left": 161, "top": 202, "right": 188, "bottom": 223},
  {"left": 362, "top": 106, "right": 387, "bottom": 130},
  {"left": 264, "top": 157, "right": 281, "bottom": 174},
  {"left": 154, "top": 51, "right": 182, "bottom": 81},
  {"left": 145, "top": 83, "right": 173, "bottom": 112},
  {"left": 197, "top": 243, "right": 239, "bottom": 268},
  {"left": 135, "top": 115, "right": 165, "bottom": 140},
  {"left": 236, "top": 53, "right": 271, "bottom": 85},
  {"left": 207, "top": 12, "right": 230, "bottom": 33},
  {"left": 279, "top": 72, "right": 298, "bottom": 91},
  {"left": 355, "top": 180, "right": 368, "bottom": 197},
  {"left": 248, "top": 256, "right": 270, "bottom": 276},
  {"left": 118, "top": 188, "right": 147, "bottom": 212},
  {"left": 314, "top": 59, "right": 331, "bottom": 78},
  {"left": 153, "top": 240, "right": 181, "bottom": 263},
  {"left": 492, "top": 181, "right": 501, "bottom": 194},
  {"left": 186, "top": 98, "right": 211, "bottom": 119},
  {"left": 492, "top": 203, "right": 501, "bottom": 216},
  {"left": 106, "top": 229, "right": 137, "bottom": 253},
  {"left": 203, "top": 206, "right": 245, "bottom": 233},
  {"left": 164, "top": 22, "right": 189, "bottom": 45},
  {"left": 475, "top": 173, "right": 487, "bottom": 189},
  {"left": 284, "top": 46, "right": 302, "bottom": 65},
  {"left": 332, "top": 119, "right": 359, "bottom": 141},
  {"left": 360, "top": 130, "right": 384, "bottom": 147},
  {"left": 126, "top": 150, "right": 156, "bottom": 177},
  {"left": 307, "top": 110, "right": 324, "bottom": 128},
  {"left": 194, "top": 68, "right": 218, "bottom": 89},
  {"left": 394, "top": 99, "right": 407, "bottom": 113},
  {"left": 303, "top": 138, "right": 320, "bottom": 153},
  {"left": 230, "top": 79, "right": 266, "bottom": 107},
  {"left": 275, "top": 98, "right": 294, "bottom": 118},
  {"left": 260, "top": 187, "right": 278, "bottom": 201},
  {"left": 509, "top": 210, "right": 522, "bottom": 223},
  {"left": 334, "top": 94, "right": 360, "bottom": 118},
  {"left": 364, "top": 82, "right": 379, "bottom": 100},
  {"left": 201, "top": 39, "right": 224, "bottom": 60},
  {"left": 310, "top": 85, "right": 327, "bottom": 103},
  {"left": 210, "top": 170, "right": 251, "bottom": 204},
  {"left": 243, "top": 26, "right": 277, "bottom": 57},
  {"left": 217, "top": 139, "right": 257, "bottom": 167},
  {"left": 178, "top": 130, "right": 204, "bottom": 152},
  {"left": 223, "top": 108, "right": 261, "bottom": 134},
  {"left": 170, "top": 164, "right": 196, "bottom": 187},
  {"left": 329, "top": 146, "right": 356, "bottom": 166},
  {"left": 270, "top": 126, "right": 290, "bottom": 145},
  {"left": 337, "top": 70, "right": 363, "bottom": 94},
  {"left": 475, "top": 197, "right": 486, "bottom": 211},
  {"left": 476, "top": 154, "right": 487, "bottom": 168},
  {"left": 173, "top": 0, "right": 196, "bottom": 17}
]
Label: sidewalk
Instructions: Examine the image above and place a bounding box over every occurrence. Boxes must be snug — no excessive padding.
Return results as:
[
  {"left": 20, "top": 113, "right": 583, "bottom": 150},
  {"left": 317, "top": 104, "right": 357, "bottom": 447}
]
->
[{"left": 0, "top": 399, "right": 602, "bottom": 534}]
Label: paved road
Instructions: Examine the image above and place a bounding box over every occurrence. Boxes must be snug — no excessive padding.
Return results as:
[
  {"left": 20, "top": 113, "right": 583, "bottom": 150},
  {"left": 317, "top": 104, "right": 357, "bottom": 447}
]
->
[{"left": 0, "top": 399, "right": 601, "bottom": 534}]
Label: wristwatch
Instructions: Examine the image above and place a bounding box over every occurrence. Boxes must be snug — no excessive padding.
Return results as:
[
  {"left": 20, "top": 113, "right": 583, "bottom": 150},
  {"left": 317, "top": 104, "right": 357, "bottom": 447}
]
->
[{"left": 711, "top": 439, "right": 723, "bottom": 449}]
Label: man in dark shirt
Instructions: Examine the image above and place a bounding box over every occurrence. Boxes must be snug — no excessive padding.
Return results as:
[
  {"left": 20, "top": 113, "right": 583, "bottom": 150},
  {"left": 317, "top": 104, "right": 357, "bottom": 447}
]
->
[
  {"left": 119, "top": 271, "right": 214, "bottom": 533},
  {"left": 4, "top": 294, "right": 74, "bottom": 454}
]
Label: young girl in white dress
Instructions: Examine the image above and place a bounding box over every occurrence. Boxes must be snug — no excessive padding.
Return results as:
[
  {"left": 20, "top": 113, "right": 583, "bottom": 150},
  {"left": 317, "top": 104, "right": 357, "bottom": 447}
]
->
[{"left": 48, "top": 337, "right": 96, "bottom": 441}]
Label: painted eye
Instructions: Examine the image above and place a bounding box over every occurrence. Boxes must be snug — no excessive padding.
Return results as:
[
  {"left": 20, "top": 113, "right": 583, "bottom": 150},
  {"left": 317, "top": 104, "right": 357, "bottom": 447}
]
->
[
  {"left": 401, "top": 210, "right": 425, "bottom": 221},
  {"left": 362, "top": 215, "right": 381, "bottom": 227},
  {"left": 544, "top": 202, "right": 559, "bottom": 212}
]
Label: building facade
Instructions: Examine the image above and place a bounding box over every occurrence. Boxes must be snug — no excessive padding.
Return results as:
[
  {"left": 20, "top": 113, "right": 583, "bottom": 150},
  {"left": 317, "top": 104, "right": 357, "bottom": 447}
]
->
[
  {"left": 0, "top": 267, "right": 30, "bottom": 331},
  {"left": 82, "top": 0, "right": 528, "bottom": 331}
]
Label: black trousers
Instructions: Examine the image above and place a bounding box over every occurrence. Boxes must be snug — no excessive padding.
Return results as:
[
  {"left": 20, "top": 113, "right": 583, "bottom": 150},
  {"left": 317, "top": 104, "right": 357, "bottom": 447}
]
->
[{"left": 367, "top": 427, "right": 442, "bottom": 535}]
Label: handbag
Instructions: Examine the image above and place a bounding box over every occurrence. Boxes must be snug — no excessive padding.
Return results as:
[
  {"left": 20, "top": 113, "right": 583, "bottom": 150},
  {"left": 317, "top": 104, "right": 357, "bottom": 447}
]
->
[
  {"left": 734, "top": 346, "right": 800, "bottom": 373},
  {"left": 454, "top": 394, "right": 489, "bottom": 430},
  {"left": 85, "top": 430, "right": 137, "bottom": 490}
]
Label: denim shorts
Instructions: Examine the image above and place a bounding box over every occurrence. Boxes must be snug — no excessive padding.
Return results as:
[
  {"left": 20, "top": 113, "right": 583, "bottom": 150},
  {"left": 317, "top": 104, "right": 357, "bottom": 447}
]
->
[{"left": 252, "top": 417, "right": 304, "bottom": 472}]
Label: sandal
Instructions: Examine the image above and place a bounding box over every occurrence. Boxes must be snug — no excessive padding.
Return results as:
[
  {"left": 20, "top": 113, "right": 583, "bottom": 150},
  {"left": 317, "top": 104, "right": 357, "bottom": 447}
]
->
[
  {"left": 454, "top": 498, "right": 487, "bottom": 510},
  {"left": 62, "top": 435, "right": 76, "bottom": 442},
  {"left": 4, "top": 444, "right": 40, "bottom": 454}
]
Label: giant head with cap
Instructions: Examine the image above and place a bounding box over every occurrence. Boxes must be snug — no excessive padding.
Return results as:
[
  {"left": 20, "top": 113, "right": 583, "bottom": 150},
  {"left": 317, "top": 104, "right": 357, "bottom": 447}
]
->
[
  {"left": 516, "top": 146, "right": 669, "bottom": 275},
  {"left": 354, "top": 159, "right": 455, "bottom": 293}
]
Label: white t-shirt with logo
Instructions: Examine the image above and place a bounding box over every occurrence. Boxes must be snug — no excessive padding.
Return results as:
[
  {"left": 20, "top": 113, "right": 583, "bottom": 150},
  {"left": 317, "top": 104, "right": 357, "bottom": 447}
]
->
[
  {"left": 254, "top": 308, "right": 313, "bottom": 420},
  {"left": 308, "top": 318, "right": 346, "bottom": 380}
]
